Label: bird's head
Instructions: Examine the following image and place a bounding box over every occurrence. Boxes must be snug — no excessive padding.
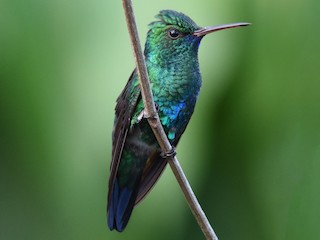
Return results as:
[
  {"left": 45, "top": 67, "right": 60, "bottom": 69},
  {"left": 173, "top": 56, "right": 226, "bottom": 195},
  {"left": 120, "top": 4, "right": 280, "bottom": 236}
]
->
[{"left": 145, "top": 10, "right": 249, "bottom": 66}]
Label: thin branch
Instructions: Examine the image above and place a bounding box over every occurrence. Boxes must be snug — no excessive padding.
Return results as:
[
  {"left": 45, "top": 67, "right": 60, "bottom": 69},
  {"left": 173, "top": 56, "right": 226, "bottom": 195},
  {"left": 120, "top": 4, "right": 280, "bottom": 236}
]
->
[{"left": 121, "top": 1, "right": 218, "bottom": 239}]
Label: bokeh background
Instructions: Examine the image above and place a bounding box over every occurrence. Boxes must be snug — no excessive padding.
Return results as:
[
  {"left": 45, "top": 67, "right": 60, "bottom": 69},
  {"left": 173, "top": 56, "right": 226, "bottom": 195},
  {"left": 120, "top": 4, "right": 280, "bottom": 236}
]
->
[{"left": 1, "top": 0, "right": 320, "bottom": 239}]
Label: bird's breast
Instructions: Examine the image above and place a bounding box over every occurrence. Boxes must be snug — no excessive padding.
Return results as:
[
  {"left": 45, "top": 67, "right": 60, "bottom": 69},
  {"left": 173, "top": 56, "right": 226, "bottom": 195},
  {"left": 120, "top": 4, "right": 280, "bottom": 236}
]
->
[
  {"left": 152, "top": 75, "right": 201, "bottom": 141},
  {"left": 146, "top": 59, "right": 202, "bottom": 141}
]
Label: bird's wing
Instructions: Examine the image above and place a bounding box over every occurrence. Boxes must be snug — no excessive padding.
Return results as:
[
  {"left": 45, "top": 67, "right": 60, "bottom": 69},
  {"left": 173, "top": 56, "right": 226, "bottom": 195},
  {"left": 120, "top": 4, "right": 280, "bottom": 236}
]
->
[
  {"left": 109, "top": 70, "right": 181, "bottom": 206},
  {"left": 134, "top": 132, "right": 183, "bottom": 205},
  {"left": 135, "top": 152, "right": 167, "bottom": 204},
  {"left": 108, "top": 70, "right": 141, "bottom": 205}
]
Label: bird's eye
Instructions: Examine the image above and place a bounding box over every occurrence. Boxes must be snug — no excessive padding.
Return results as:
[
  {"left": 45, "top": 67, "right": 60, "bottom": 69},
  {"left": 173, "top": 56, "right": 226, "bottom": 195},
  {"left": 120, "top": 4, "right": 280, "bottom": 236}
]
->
[{"left": 168, "top": 28, "right": 182, "bottom": 39}]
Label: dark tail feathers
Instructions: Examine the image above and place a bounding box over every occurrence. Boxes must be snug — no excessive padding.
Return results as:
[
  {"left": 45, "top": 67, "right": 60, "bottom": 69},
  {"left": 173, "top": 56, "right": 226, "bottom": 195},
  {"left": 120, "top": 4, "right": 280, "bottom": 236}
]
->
[{"left": 107, "top": 179, "right": 137, "bottom": 232}]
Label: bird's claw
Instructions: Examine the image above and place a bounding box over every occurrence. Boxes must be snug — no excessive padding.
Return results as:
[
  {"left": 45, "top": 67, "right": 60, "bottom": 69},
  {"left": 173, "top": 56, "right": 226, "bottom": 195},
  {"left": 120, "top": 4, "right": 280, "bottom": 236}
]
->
[{"left": 160, "top": 147, "right": 176, "bottom": 159}]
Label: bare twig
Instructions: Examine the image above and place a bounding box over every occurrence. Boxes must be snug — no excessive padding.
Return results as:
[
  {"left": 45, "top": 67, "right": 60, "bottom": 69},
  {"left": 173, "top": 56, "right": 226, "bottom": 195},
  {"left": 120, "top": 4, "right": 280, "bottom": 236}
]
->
[{"left": 121, "top": 1, "right": 218, "bottom": 239}]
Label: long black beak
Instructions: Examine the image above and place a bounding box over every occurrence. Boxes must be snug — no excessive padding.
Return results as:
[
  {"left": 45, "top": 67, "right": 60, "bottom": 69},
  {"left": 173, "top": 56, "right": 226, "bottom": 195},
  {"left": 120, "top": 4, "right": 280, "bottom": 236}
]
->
[{"left": 193, "top": 22, "right": 251, "bottom": 37}]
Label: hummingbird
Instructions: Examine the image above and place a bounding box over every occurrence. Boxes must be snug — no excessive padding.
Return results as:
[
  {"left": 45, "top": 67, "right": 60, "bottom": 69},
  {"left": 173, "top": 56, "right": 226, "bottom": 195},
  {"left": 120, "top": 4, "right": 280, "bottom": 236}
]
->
[{"left": 107, "top": 9, "right": 249, "bottom": 232}]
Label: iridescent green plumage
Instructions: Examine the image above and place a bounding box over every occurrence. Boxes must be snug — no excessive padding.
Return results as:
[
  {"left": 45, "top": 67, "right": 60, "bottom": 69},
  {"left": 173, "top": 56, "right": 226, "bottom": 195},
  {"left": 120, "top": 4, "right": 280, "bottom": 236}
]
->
[{"left": 107, "top": 10, "right": 249, "bottom": 232}]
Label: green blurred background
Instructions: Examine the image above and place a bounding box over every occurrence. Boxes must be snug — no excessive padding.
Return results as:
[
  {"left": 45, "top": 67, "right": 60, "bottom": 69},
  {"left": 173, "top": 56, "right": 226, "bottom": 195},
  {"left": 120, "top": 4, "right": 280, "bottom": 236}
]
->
[{"left": 1, "top": 0, "right": 320, "bottom": 239}]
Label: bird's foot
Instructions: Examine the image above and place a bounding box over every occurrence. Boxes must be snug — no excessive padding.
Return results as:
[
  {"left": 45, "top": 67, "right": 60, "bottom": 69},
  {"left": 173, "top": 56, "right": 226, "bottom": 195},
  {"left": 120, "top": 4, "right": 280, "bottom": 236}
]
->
[
  {"left": 137, "top": 103, "right": 159, "bottom": 123},
  {"left": 160, "top": 147, "right": 176, "bottom": 159}
]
